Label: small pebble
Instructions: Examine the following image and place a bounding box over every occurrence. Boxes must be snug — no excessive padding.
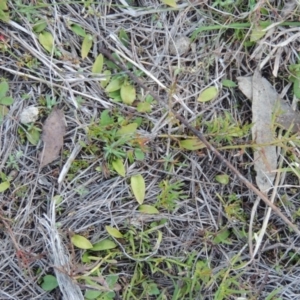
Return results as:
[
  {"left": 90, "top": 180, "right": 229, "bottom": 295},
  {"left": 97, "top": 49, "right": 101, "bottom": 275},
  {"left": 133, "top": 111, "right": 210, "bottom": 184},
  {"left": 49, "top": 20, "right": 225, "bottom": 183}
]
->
[
  {"left": 169, "top": 36, "right": 190, "bottom": 56},
  {"left": 20, "top": 106, "right": 39, "bottom": 124}
]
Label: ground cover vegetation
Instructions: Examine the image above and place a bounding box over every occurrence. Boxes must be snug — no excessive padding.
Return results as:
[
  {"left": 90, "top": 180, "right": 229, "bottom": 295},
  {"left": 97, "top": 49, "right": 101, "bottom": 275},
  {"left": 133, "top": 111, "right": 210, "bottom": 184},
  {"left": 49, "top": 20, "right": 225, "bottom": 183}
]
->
[{"left": 1, "top": 0, "right": 300, "bottom": 299}]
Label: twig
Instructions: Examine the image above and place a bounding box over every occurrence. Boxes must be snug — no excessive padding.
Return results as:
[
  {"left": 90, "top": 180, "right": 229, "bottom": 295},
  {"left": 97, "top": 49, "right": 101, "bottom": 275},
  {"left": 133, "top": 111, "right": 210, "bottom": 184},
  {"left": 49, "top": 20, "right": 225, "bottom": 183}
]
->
[{"left": 98, "top": 46, "right": 300, "bottom": 236}]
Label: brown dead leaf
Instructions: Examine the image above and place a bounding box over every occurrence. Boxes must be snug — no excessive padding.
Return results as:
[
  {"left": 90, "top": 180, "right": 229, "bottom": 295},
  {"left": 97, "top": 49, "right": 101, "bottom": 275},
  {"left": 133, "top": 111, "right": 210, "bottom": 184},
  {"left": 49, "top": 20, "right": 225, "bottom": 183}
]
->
[
  {"left": 237, "top": 76, "right": 300, "bottom": 133},
  {"left": 251, "top": 69, "right": 277, "bottom": 192},
  {"left": 39, "top": 108, "right": 66, "bottom": 168}
]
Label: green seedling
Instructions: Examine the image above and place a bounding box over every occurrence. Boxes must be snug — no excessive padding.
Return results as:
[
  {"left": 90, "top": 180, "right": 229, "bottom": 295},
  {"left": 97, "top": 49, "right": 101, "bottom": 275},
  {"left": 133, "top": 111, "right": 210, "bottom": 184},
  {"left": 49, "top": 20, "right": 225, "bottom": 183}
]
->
[
  {"left": 204, "top": 111, "right": 251, "bottom": 145},
  {"left": 41, "top": 275, "right": 58, "bottom": 292},
  {"left": 288, "top": 62, "right": 300, "bottom": 99},
  {"left": 0, "top": 0, "right": 9, "bottom": 22},
  {"left": 39, "top": 31, "right": 54, "bottom": 53},
  {"left": 216, "top": 193, "right": 246, "bottom": 223},
  {"left": 18, "top": 123, "right": 41, "bottom": 146},
  {"left": 45, "top": 94, "right": 57, "bottom": 110},
  {"left": 0, "top": 172, "right": 10, "bottom": 193},
  {"left": 118, "top": 28, "right": 130, "bottom": 47},
  {"left": 0, "top": 80, "right": 14, "bottom": 124},
  {"left": 6, "top": 151, "right": 23, "bottom": 171},
  {"left": 87, "top": 109, "right": 147, "bottom": 167},
  {"left": 156, "top": 180, "right": 187, "bottom": 211},
  {"left": 101, "top": 54, "right": 150, "bottom": 108},
  {"left": 61, "top": 157, "right": 89, "bottom": 181}
]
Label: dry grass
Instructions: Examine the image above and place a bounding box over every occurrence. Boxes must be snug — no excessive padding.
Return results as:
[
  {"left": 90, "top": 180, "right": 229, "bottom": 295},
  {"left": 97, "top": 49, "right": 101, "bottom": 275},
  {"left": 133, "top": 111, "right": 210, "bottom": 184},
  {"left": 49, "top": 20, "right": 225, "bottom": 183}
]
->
[{"left": 1, "top": 1, "right": 300, "bottom": 299}]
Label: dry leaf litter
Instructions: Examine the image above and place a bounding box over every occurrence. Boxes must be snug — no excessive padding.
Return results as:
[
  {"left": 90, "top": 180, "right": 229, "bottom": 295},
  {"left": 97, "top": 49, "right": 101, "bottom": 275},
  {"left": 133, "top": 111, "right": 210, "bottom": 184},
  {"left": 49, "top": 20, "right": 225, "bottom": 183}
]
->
[{"left": 1, "top": 2, "right": 300, "bottom": 300}]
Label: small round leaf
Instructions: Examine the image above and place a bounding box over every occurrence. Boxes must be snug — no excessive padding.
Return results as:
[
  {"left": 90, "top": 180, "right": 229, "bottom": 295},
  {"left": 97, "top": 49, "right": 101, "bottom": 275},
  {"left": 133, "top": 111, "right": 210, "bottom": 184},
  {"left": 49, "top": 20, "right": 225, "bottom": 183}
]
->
[
  {"left": 121, "top": 83, "right": 136, "bottom": 105},
  {"left": 139, "top": 205, "right": 159, "bottom": 214},
  {"left": 91, "top": 239, "right": 117, "bottom": 251},
  {"left": 222, "top": 79, "right": 237, "bottom": 88},
  {"left": 105, "top": 226, "right": 124, "bottom": 238},
  {"left": 71, "top": 234, "right": 93, "bottom": 249},
  {"left": 131, "top": 174, "right": 145, "bottom": 204},
  {"left": 41, "top": 275, "right": 58, "bottom": 292},
  {"left": 92, "top": 54, "right": 104, "bottom": 74},
  {"left": 81, "top": 34, "right": 93, "bottom": 59},
  {"left": 215, "top": 174, "right": 229, "bottom": 185},
  {"left": 179, "top": 139, "right": 206, "bottom": 150},
  {"left": 105, "top": 78, "right": 122, "bottom": 93},
  {"left": 112, "top": 158, "right": 126, "bottom": 177},
  {"left": 0, "top": 81, "right": 9, "bottom": 98},
  {"left": 197, "top": 86, "right": 218, "bottom": 102},
  {"left": 0, "top": 181, "right": 10, "bottom": 192},
  {"left": 39, "top": 31, "right": 54, "bottom": 53}
]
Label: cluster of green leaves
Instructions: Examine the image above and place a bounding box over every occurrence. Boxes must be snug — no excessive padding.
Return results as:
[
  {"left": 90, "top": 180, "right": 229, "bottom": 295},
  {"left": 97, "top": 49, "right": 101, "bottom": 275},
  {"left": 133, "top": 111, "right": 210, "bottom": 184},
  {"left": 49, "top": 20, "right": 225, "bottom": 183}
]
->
[
  {"left": 156, "top": 180, "right": 187, "bottom": 211},
  {"left": 63, "top": 157, "right": 90, "bottom": 181},
  {"left": 17, "top": 123, "right": 41, "bottom": 146},
  {"left": 217, "top": 193, "right": 246, "bottom": 223},
  {"left": 101, "top": 55, "right": 153, "bottom": 112},
  {"left": 87, "top": 109, "right": 146, "bottom": 163},
  {"left": 67, "top": 220, "right": 164, "bottom": 299},
  {"left": 46, "top": 209, "right": 280, "bottom": 300},
  {"left": 204, "top": 111, "right": 251, "bottom": 145}
]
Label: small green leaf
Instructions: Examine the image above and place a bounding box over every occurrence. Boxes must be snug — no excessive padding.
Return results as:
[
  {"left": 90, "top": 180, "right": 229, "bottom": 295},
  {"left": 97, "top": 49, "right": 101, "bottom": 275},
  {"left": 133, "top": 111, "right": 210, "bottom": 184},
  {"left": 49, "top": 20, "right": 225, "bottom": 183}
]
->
[
  {"left": 0, "top": 96, "right": 13, "bottom": 105},
  {"left": 250, "top": 25, "right": 266, "bottom": 42},
  {"left": 92, "top": 54, "right": 104, "bottom": 74},
  {"left": 26, "top": 126, "right": 40, "bottom": 146},
  {"left": 100, "top": 110, "right": 113, "bottom": 126},
  {"left": 105, "top": 78, "right": 122, "bottom": 93},
  {"left": 213, "top": 229, "right": 231, "bottom": 245},
  {"left": 81, "top": 252, "right": 91, "bottom": 263},
  {"left": 120, "top": 83, "right": 136, "bottom": 105},
  {"left": 100, "top": 70, "right": 111, "bottom": 88},
  {"left": 119, "top": 28, "right": 129, "bottom": 47},
  {"left": 91, "top": 239, "right": 117, "bottom": 251},
  {"left": 106, "top": 274, "right": 119, "bottom": 289},
  {"left": 131, "top": 174, "right": 145, "bottom": 204},
  {"left": 33, "top": 20, "right": 47, "bottom": 33},
  {"left": 215, "top": 174, "right": 229, "bottom": 185},
  {"left": 71, "top": 234, "right": 93, "bottom": 249},
  {"left": 41, "top": 275, "right": 58, "bottom": 292},
  {"left": 0, "top": 1, "right": 9, "bottom": 22},
  {"left": 293, "top": 79, "right": 300, "bottom": 98},
  {"left": 0, "top": 105, "right": 9, "bottom": 124},
  {"left": 161, "top": 0, "right": 177, "bottom": 8},
  {"left": 197, "top": 86, "right": 218, "bottom": 102},
  {"left": 112, "top": 158, "right": 126, "bottom": 177},
  {"left": 134, "top": 148, "right": 145, "bottom": 161},
  {"left": 85, "top": 290, "right": 101, "bottom": 300},
  {"left": 108, "top": 90, "right": 122, "bottom": 102},
  {"left": 0, "top": 1, "right": 8, "bottom": 10},
  {"left": 147, "top": 283, "right": 160, "bottom": 296},
  {"left": 117, "top": 123, "right": 138, "bottom": 136},
  {"left": 137, "top": 102, "right": 151, "bottom": 113},
  {"left": 179, "top": 139, "right": 206, "bottom": 150},
  {"left": 0, "top": 181, "right": 9, "bottom": 192},
  {"left": 39, "top": 31, "right": 54, "bottom": 53},
  {"left": 222, "top": 79, "right": 237, "bottom": 88},
  {"left": 106, "top": 225, "right": 124, "bottom": 238},
  {"left": 139, "top": 205, "right": 159, "bottom": 214},
  {"left": 0, "top": 81, "right": 9, "bottom": 98},
  {"left": 155, "top": 230, "right": 163, "bottom": 249},
  {"left": 70, "top": 24, "right": 86, "bottom": 37},
  {"left": 81, "top": 34, "right": 93, "bottom": 59}
]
